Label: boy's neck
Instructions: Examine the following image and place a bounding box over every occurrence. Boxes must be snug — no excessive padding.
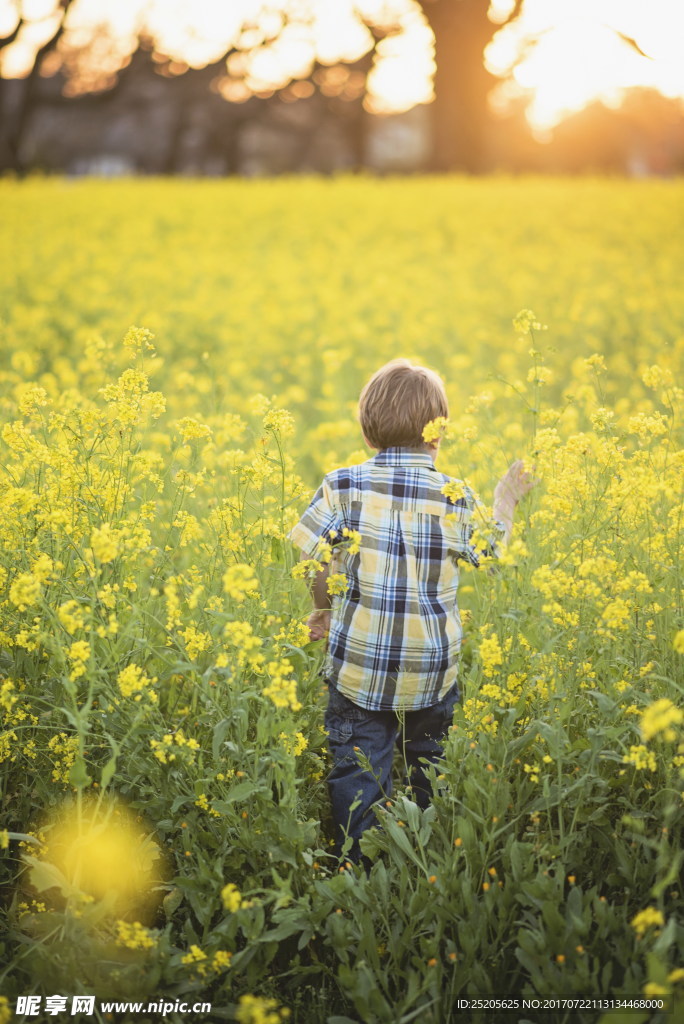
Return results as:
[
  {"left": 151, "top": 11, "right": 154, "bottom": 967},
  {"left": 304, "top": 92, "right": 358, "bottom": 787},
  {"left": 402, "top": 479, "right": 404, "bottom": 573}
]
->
[{"left": 377, "top": 444, "right": 440, "bottom": 465}]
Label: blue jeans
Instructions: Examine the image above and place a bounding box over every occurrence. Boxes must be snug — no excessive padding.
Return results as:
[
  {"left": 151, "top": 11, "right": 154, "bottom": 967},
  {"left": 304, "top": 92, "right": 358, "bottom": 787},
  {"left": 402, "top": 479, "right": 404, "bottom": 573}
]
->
[{"left": 324, "top": 681, "right": 459, "bottom": 863}]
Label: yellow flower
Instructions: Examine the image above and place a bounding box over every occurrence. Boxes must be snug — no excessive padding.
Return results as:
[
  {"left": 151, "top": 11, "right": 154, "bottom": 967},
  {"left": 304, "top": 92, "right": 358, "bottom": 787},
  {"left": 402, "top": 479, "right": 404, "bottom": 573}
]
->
[
  {"left": 122, "top": 325, "right": 156, "bottom": 356},
  {"left": 341, "top": 527, "right": 361, "bottom": 554},
  {"left": 90, "top": 523, "right": 120, "bottom": 563},
  {"left": 263, "top": 659, "right": 300, "bottom": 711},
  {"left": 442, "top": 479, "right": 470, "bottom": 504},
  {"left": 9, "top": 572, "right": 41, "bottom": 610},
  {"left": 181, "top": 944, "right": 208, "bottom": 972},
  {"left": 326, "top": 573, "right": 348, "bottom": 596},
  {"left": 223, "top": 563, "right": 259, "bottom": 602},
  {"left": 67, "top": 640, "right": 91, "bottom": 680},
  {"left": 640, "top": 699, "right": 683, "bottom": 743},
  {"left": 236, "top": 995, "right": 290, "bottom": 1024},
  {"left": 279, "top": 731, "right": 308, "bottom": 757},
  {"left": 58, "top": 600, "right": 85, "bottom": 634},
  {"left": 212, "top": 949, "right": 233, "bottom": 972},
  {"left": 221, "top": 882, "right": 243, "bottom": 913},
  {"left": 115, "top": 920, "right": 157, "bottom": 950},
  {"left": 263, "top": 407, "right": 294, "bottom": 436},
  {"left": 479, "top": 633, "right": 504, "bottom": 678},
  {"left": 641, "top": 365, "right": 673, "bottom": 390},
  {"left": 643, "top": 983, "right": 669, "bottom": 997},
  {"left": 18, "top": 383, "right": 50, "bottom": 416},
  {"left": 117, "top": 664, "right": 156, "bottom": 701},
  {"left": 46, "top": 732, "right": 78, "bottom": 784},
  {"left": 422, "top": 416, "right": 449, "bottom": 443},
  {"left": 630, "top": 907, "right": 665, "bottom": 935},
  {"left": 527, "top": 366, "right": 553, "bottom": 385},
  {"left": 513, "top": 309, "right": 546, "bottom": 335},
  {"left": 622, "top": 745, "right": 657, "bottom": 773},
  {"left": 177, "top": 417, "right": 212, "bottom": 442}
]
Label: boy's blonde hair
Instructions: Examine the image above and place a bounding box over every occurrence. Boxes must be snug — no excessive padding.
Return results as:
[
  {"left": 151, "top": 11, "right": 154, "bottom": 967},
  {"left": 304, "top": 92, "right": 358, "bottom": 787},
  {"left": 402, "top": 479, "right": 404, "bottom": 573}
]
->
[{"left": 358, "top": 358, "right": 448, "bottom": 450}]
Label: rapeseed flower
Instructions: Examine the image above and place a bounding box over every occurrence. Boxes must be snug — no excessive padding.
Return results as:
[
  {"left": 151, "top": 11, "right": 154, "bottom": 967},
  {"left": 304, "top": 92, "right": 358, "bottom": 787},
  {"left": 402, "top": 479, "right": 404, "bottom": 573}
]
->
[
  {"left": 640, "top": 699, "right": 683, "bottom": 743},
  {"left": 631, "top": 907, "right": 665, "bottom": 935},
  {"left": 223, "top": 564, "right": 259, "bottom": 602}
]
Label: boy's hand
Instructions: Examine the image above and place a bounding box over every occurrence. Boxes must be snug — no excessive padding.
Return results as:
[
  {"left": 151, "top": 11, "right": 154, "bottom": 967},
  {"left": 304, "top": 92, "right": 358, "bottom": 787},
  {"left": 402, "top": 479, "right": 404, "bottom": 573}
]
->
[
  {"left": 494, "top": 459, "right": 537, "bottom": 508},
  {"left": 307, "top": 609, "right": 331, "bottom": 642}
]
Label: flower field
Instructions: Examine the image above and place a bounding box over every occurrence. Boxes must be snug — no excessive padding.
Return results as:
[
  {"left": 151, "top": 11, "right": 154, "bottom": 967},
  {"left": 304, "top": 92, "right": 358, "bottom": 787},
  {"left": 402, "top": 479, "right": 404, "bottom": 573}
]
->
[{"left": 0, "top": 176, "right": 683, "bottom": 1024}]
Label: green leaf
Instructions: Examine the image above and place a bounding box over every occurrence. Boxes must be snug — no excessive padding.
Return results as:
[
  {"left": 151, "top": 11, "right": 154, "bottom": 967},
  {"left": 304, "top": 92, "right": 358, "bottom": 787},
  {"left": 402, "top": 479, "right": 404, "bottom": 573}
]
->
[
  {"left": 68, "top": 755, "right": 92, "bottom": 790},
  {"left": 259, "top": 919, "right": 304, "bottom": 943},
  {"left": 212, "top": 718, "right": 231, "bottom": 762},
  {"left": 100, "top": 748, "right": 119, "bottom": 790},
  {"left": 213, "top": 780, "right": 266, "bottom": 806},
  {"left": 26, "top": 856, "right": 81, "bottom": 899},
  {"left": 163, "top": 887, "right": 183, "bottom": 918},
  {"left": 385, "top": 820, "right": 424, "bottom": 870}
]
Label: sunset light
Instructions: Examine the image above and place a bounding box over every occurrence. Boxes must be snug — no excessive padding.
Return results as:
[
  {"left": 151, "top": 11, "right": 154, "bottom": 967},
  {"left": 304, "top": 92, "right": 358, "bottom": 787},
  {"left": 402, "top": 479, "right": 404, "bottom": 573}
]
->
[
  {"left": 1, "top": 0, "right": 683, "bottom": 129},
  {"left": 486, "top": 0, "right": 684, "bottom": 130}
]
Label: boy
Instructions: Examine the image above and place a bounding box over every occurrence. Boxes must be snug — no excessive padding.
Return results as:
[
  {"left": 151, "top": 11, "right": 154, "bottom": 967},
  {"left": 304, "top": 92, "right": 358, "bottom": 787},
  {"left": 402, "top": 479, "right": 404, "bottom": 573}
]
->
[{"left": 288, "top": 358, "right": 535, "bottom": 863}]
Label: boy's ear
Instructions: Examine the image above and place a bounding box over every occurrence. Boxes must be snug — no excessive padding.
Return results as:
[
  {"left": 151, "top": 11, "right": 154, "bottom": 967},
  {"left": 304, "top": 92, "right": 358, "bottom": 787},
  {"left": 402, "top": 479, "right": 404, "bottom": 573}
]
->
[{"left": 362, "top": 434, "right": 376, "bottom": 450}]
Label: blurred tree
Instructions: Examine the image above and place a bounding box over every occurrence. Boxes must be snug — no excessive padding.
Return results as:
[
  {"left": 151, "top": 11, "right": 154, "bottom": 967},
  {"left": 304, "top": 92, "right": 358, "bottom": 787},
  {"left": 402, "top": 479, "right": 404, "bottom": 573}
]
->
[
  {"left": 417, "top": 0, "right": 523, "bottom": 171},
  {"left": 0, "top": 0, "right": 390, "bottom": 173},
  {"left": 0, "top": 0, "right": 75, "bottom": 171},
  {"left": 0, "top": 0, "right": 667, "bottom": 175}
]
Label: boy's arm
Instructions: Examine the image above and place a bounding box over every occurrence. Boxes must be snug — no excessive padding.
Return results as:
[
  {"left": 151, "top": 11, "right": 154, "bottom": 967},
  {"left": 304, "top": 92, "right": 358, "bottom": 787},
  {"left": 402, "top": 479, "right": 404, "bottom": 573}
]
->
[
  {"left": 307, "top": 554, "right": 331, "bottom": 610},
  {"left": 300, "top": 551, "right": 331, "bottom": 641},
  {"left": 492, "top": 492, "right": 515, "bottom": 543},
  {"left": 492, "top": 459, "right": 537, "bottom": 542}
]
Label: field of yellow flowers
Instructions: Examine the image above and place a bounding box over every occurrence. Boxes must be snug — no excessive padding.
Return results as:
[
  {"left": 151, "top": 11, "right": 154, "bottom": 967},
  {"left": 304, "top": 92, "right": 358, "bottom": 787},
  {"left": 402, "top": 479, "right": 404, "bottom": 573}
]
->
[{"left": 0, "top": 176, "right": 683, "bottom": 1024}]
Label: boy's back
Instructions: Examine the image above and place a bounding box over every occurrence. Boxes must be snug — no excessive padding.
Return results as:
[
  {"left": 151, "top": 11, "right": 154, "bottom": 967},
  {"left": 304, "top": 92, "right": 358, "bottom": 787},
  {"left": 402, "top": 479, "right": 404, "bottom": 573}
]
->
[{"left": 289, "top": 444, "right": 497, "bottom": 712}]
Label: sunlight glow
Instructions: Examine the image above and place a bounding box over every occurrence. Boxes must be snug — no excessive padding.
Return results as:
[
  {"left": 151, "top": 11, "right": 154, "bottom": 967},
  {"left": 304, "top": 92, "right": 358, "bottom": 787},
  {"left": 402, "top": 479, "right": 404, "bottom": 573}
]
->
[
  {"left": 0, "top": 0, "right": 683, "bottom": 127},
  {"left": 486, "top": 0, "right": 684, "bottom": 129}
]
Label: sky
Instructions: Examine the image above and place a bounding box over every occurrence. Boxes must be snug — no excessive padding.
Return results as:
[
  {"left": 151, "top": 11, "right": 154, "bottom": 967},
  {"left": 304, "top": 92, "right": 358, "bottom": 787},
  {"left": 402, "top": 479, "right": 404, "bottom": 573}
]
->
[{"left": 1, "top": 0, "right": 684, "bottom": 129}]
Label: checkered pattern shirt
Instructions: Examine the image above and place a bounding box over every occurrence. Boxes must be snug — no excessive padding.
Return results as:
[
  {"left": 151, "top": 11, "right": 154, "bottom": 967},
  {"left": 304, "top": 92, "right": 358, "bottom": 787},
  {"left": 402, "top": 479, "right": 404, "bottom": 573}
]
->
[{"left": 288, "top": 447, "right": 505, "bottom": 711}]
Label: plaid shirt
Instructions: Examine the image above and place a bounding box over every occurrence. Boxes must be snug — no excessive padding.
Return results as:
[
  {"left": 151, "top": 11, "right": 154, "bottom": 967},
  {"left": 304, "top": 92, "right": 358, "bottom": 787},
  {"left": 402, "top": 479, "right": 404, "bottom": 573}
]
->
[{"left": 288, "top": 447, "right": 505, "bottom": 712}]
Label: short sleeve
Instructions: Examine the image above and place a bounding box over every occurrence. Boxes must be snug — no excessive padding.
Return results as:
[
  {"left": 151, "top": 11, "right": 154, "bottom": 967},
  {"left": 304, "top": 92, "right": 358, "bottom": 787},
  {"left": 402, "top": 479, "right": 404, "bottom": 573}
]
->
[
  {"left": 287, "top": 476, "right": 342, "bottom": 559},
  {"left": 445, "top": 485, "right": 506, "bottom": 568}
]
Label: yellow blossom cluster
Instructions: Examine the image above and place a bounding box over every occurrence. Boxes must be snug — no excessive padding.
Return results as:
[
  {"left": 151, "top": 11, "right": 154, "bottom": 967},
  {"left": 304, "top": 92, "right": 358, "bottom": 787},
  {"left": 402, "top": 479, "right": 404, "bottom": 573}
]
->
[
  {"left": 279, "top": 731, "right": 308, "bottom": 757},
  {"left": 223, "top": 564, "right": 259, "bottom": 602},
  {"left": 622, "top": 745, "right": 657, "bottom": 773},
  {"left": 195, "top": 793, "right": 221, "bottom": 817},
  {"left": 223, "top": 620, "right": 264, "bottom": 670},
  {"left": 115, "top": 920, "right": 157, "bottom": 950},
  {"left": 630, "top": 907, "right": 665, "bottom": 936},
  {"left": 150, "top": 730, "right": 200, "bottom": 765},
  {"left": 221, "top": 883, "right": 241, "bottom": 912},
  {"left": 46, "top": 732, "right": 78, "bottom": 784},
  {"left": 263, "top": 659, "right": 301, "bottom": 711},
  {"left": 90, "top": 523, "right": 121, "bottom": 564},
  {"left": 640, "top": 699, "right": 683, "bottom": 743},
  {"left": 326, "top": 573, "right": 348, "bottom": 596},
  {"left": 117, "top": 664, "right": 157, "bottom": 702},
  {"left": 181, "top": 944, "right": 232, "bottom": 977},
  {"left": 236, "top": 995, "right": 291, "bottom": 1024}
]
